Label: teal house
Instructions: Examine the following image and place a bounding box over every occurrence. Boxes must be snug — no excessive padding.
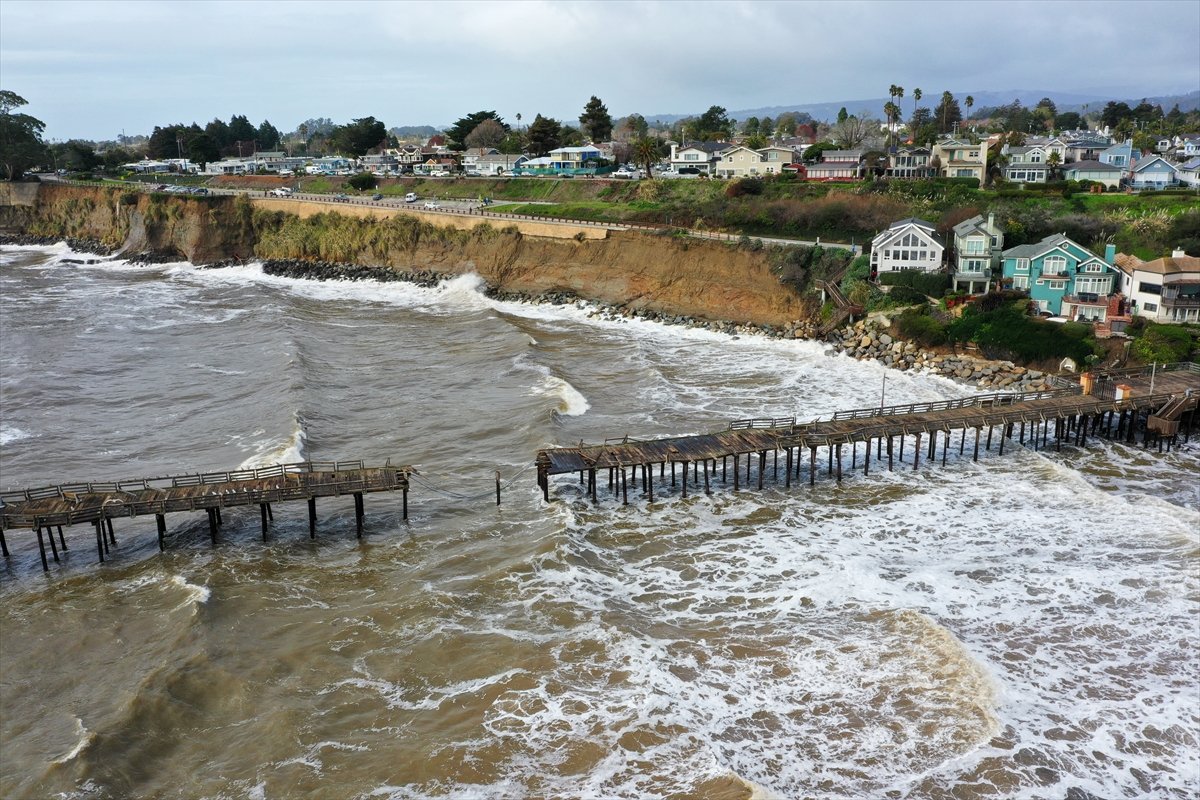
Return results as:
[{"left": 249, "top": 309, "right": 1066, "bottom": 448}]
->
[{"left": 1000, "top": 235, "right": 1120, "bottom": 318}]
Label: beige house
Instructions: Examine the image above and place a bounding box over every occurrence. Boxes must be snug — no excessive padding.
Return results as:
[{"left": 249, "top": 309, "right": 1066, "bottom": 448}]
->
[
  {"left": 931, "top": 136, "right": 987, "bottom": 182},
  {"left": 714, "top": 146, "right": 765, "bottom": 178},
  {"left": 1114, "top": 250, "right": 1200, "bottom": 324}
]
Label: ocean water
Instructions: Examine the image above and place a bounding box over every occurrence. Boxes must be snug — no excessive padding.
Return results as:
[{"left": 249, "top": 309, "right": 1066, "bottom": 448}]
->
[{"left": 0, "top": 244, "right": 1196, "bottom": 799}]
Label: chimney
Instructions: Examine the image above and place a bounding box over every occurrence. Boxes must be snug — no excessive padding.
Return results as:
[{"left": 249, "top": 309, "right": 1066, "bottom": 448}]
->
[
  {"left": 1104, "top": 243, "right": 1116, "bottom": 265},
  {"left": 1172, "top": 248, "right": 1186, "bottom": 258},
  {"left": 987, "top": 212, "right": 995, "bottom": 231}
]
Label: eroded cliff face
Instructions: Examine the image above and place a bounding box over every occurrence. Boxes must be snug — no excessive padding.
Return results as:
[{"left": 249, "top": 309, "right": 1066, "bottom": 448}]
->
[{"left": 7, "top": 184, "right": 813, "bottom": 327}]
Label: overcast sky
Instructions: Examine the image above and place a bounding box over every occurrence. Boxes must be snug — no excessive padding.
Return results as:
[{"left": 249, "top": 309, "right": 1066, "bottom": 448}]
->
[{"left": 3, "top": 0, "right": 1197, "bottom": 141}]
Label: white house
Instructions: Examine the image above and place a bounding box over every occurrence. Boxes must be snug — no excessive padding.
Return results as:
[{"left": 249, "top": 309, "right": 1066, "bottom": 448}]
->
[
  {"left": 669, "top": 141, "right": 730, "bottom": 174},
  {"left": 806, "top": 150, "right": 863, "bottom": 181},
  {"left": 1114, "top": 250, "right": 1200, "bottom": 324},
  {"left": 1178, "top": 157, "right": 1200, "bottom": 189},
  {"left": 870, "top": 218, "right": 944, "bottom": 274},
  {"left": 465, "top": 153, "right": 528, "bottom": 176},
  {"left": 1130, "top": 155, "right": 1180, "bottom": 190},
  {"left": 931, "top": 136, "right": 987, "bottom": 181}
]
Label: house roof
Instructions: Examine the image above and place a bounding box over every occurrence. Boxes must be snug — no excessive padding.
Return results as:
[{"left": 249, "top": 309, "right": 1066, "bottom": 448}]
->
[
  {"left": 952, "top": 215, "right": 986, "bottom": 237},
  {"left": 889, "top": 217, "right": 936, "bottom": 231},
  {"left": 679, "top": 141, "right": 731, "bottom": 153},
  {"left": 1064, "top": 160, "right": 1122, "bottom": 173},
  {"left": 1114, "top": 253, "right": 1200, "bottom": 276},
  {"left": 823, "top": 149, "right": 863, "bottom": 161},
  {"left": 1003, "top": 233, "right": 1096, "bottom": 261},
  {"left": 548, "top": 146, "right": 601, "bottom": 155},
  {"left": 1133, "top": 155, "right": 1180, "bottom": 173},
  {"left": 1179, "top": 157, "right": 1200, "bottom": 171}
]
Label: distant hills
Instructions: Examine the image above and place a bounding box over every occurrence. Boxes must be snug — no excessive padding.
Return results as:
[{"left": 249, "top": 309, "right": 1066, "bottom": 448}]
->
[{"left": 644, "top": 89, "right": 1200, "bottom": 125}]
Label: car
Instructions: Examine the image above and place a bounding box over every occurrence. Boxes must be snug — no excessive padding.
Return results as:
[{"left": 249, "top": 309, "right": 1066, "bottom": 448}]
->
[
  {"left": 423, "top": 201, "right": 441, "bottom": 210},
  {"left": 271, "top": 187, "right": 293, "bottom": 197},
  {"left": 335, "top": 193, "right": 349, "bottom": 201},
  {"left": 371, "top": 193, "right": 383, "bottom": 200},
  {"left": 431, "top": 170, "right": 450, "bottom": 177},
  {"left": 612, "top": 168, "right": 633, "bottom": 179},
  {"left": 404, "top": 192, "right": 418, "bottom": 203}
]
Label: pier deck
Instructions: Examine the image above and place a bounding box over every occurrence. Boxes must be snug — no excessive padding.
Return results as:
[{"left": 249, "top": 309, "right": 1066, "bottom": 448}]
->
[
  {"left": 536, "top": 364, "right": 1200, "bottom": 501},
  {"left": 0, "top": 460, "right": 413, "bottom": 570}
]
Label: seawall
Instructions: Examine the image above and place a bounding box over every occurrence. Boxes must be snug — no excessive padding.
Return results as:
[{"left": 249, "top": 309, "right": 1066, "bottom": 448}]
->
[{"left": 3, "top": 183, "right": 813, "bottom": 328}]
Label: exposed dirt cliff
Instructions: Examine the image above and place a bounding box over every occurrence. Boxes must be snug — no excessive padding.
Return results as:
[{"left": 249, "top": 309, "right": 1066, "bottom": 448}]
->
[{"left": 6, "top": 184, "right": 814, "bottom": 327}]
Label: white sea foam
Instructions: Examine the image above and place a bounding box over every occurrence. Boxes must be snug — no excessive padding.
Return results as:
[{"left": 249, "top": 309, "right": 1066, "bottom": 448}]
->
[
  {"left": 238, "top": 416, "right": 308, "bottom": 469},
  {"left": 50, "top": 717, "right": 95, "bottom": 765},
  {"left": 529, "top": 374, "right": 590, "bottom": 417},
  {"left": 169, "top": 574, "right": 211, "bottom": 612},
  {"left": 0, "top": 424, "right": 33, "bottom": 445}
]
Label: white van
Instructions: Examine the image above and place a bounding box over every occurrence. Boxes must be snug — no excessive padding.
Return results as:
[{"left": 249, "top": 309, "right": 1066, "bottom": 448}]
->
[
  {"left": 271, "top": 187, "right": 294, "bottom": 197},
  {"left": 404, "top": 192, "right": 418, "bottom": 203}
]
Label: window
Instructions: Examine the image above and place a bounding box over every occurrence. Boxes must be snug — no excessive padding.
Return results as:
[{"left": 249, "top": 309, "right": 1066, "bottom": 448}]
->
[
  {"left": 1047, "top": 280, "right": 1067, "bottom": 290},
  {"left": 1143, "top": 302, "right": 1158, "bottom": 312},
  {"left": 965, "top": 239, "right": 985, "bottom": 254},
  {"left": 1082, "top": 263, "right": 1105, "bottom": 273},
  {"left": 1139, "top": 282, "right": 1162, "bottom": 296},
  {"left": 684, "top": 153, "right": 699, "bottom": 161},
  {"left": 1015, "top": 259, "right": 1029, "bottom": 272},
  {"left": 1075, "top": 277, "right": 1110, "bottom": 294},
  {"left": 1012, "top": 275, "right": 1030, "bottom": 289},
  {"left": 1044, "top": 256, "right": 1067, "bottom": 275}
]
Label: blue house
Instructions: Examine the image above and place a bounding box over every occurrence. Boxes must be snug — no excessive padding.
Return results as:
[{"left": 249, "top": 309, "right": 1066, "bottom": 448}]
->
[
  {"left": 1130, "top": 155, "right": 1180, "bottom": 190},
  {"left": 1099, "top": 141, "right": 1134, "bottom": 168},
  {"left": 1000, "top": 235, "right": 1120, "bottom": 319}
]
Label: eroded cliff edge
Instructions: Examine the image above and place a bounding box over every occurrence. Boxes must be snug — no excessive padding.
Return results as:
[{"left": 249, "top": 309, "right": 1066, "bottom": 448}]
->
[{"left": 2, "top": 183, "right": 816, "bottom": 328}]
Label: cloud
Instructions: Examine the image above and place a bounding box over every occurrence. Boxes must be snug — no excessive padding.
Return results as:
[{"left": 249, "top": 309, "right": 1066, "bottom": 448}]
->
[{"left": 1, "top": 0, "right": 1196, "bottom": 140}]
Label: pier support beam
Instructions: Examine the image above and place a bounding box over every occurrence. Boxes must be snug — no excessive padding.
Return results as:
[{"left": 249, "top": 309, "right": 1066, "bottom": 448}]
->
[
  {"left": 354, "top": 492, "right": 364, "bottom": 538},
  {"left": 309, "top": 497, "right": 317, "bottom": 538},
  {"left": 0, "top": 529, "right": 8, "bottom": 558},
  {"left": 785, "top": 448, "right": 793, "bottom": 487},
  {"left": 44, "top": 526, "right": 60, "bottom": 563},
  {"left": 681, "top": 462, "right": 689, "bottom": 498},
  {"left": 759, "top": 451, "right": 766, "bottom": 490},
  {"left": 810, "top": 447, "right": 817, "bottom": 487},
  {"left": 207, "top": 508, "right": 218, "bottom": 545},
  {"left": 863, "top": 437, "right": 871, "bottom": 477},
  {"left": 835, "top": 444, "right": 843, "bottom": 483},
  {"left": 733, "top": 454, "right": 740, "bottom": 491},
  {"left": 973, "top": 427, "right": 981, "bottom": 462},
  {"left": 156, "top": 514, "right": 167, "bottom": 551},
  {"left": 260, "top": 503, "right": 270, "bottom": 541},
  {"left": 913, "top": 433, "right": 921, "bottom": 471},
  {"left": 35, "top": 526, "right": 48, "bottom": 571},
  {"left": 94, "top": 520, "right": 104, "bottom": 563}
]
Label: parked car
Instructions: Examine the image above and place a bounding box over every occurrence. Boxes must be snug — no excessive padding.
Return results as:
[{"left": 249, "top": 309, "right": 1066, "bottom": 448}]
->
[
  {"left": 612, "top": 168, "right": 634, "bottom": 179},
  {"left": 431, "top": 170, "right": 451, "bottom": 177},
  {"left": 404, "top": 192, "right": 418, "bottom": 203},
  {"left": 271, "top": 187, "right": 293, "bottom": 197},
  {"left": 371, "top": 193, "right": 383, "bottom": 200},
  {"left": 423, "top": 201, "right": 441, "bottom": 210},
  {"left": 335, "top": 193, "right": 349, "bottom": 201}
]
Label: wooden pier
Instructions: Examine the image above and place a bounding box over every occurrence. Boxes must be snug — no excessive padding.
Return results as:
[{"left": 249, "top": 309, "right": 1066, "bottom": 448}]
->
[
  {"left": 0, "top": 460, "right": 412, "bottom": 571},
  {"left": 536, "top": 364, "right": 1200, "bottom": 504}
]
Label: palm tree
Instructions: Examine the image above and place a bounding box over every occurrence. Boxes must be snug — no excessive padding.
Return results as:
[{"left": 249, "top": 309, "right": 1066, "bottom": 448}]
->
[
  {"left": 912, "top": 88, "right": 922, "bottom": 119},
  {"left": 887, "top": 85, "right": 903, "bottom": 149},
  {"left": 516, "top": 113, "right": 522, "bottom": 132},
  {"left": 884, "top": 102, "right": 901, "bottom": 150},
  {"left": 632, "top": 136, "right": 658, "bottom": 178},
  {"left": 964, "top": 95, "right": 974, "bottom": 128}
]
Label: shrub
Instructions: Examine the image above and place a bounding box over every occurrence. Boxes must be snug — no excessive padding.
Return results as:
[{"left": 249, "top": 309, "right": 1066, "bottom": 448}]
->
[
  {"left": 888, "top": 285, "right": 928, "bottom": 304},
  {"left": 725, "top": 177, "right": 764, "bottom": 198},
  {"left": 347, "top": 172, "right": 378, "bottom": 191},
  {"left": 895, "top": 306, "right": 948, "bottom": 346},
  {"left": 1131, "top": 323, "right": 1193, "bottom": 363},
  {"left": 877, "top": 270, "right": 951, "bottom": 297}
]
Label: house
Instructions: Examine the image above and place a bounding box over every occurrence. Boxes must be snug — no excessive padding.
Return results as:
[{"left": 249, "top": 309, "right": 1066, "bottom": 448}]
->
[
  {"left": 1099, "top": 141, "right": 1135, "bottom": 168},
  {"left": 360, "top": 153, "right": 399, "bottom": 173},
  {"left": 806, "top": 149, "right": 863, "bottom": 181},
  {"left": 1062, "top": 160, "right": 1124, "bottom": 189},
  {"left": 1003, "top": 161, "right": 1051, "bottom": 184},
  {"left": 465, "top": 153, "right": 528, "bottom": 176},
  {"left": 1063, "top": 138, "right": 1111, "bottom": 163},
  {"left": 547, "top": 146, "right": 603, "bottom": 173},
  {"left": 207, "top": 157, "right": 251, "bottom": 175},
  {"left": 951, "top": 213, "right": 1004, "bottom": 294},
  {"left": 714, "top": 146, "right": 767, "bottom": 178},
  {"left": 758, "top": 146, "right": 797, "bottom": 172},
  {"left": 1000, "top": 235, "right": 1119, "bottom": 317},
  {"left": 888, "top": 146, "right": 933, "bottom": 179},
  {"left": 869, "top": 218, "right": 944, "bottom": 274},
  {"left": 931, "top": 136, "right": 987, "bottom": 182},
  {"left": 1178, "top": 157, "right": 1200, "bottom": 189},
  {"left": 669, "top": 141, "right": 730, "bottom": 174},
  {"left": 1177, "top": 137, "right": 1200, "bottom": 159},
  {"left": 1114, "top": 250, "right": 1200, "bottom": 324},
  {"left": 1130, "top": 155, "right": 1180, "bottom": 190}
]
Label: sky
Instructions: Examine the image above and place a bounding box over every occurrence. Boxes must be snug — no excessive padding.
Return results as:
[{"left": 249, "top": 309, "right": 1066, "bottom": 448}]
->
[{"left": 2, "top": 0, "right": 1198, "bottom": 142}]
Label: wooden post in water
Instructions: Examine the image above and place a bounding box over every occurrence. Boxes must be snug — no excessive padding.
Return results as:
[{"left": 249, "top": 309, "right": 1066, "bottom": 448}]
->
[
  {"left": 496, "top": 471, "right": 502, "bottom": 506},
  {"left": 863, "top": 437, "right": 871, "bottom": 476},
  {"left": 835, "top": 444, "right": 842, "bottom": 483},
  {"left": 899, "top": 435, "right": 905, "bottom": 463},
  {"left": 156, "top": 514, "right": 167, "bottom": 551},
  {"left": 773, "top": 449, "right": 778, "bottom": 480},
  {"left": 986, "top": 425, "right": 993, "bottom": 451},
  {"left": 703, "top": 460, "right": 711, "bottom": 495},
  {"left": 35, "top": 526, "right": 48, "bottom": 571},
  {"left": 354, "top": 493, "right": 365, "bottom": 538},
  {"left": 942, "top": 430, "right": 950, "bottom": 467},
  {"left": 266, "top": 503, "right": 274, "bottom": 521},
  {"left": 646, "top": 464, "right": 654, "bottom": 502},
  {"left": 998, "top": 427, "right": 1005, "bottom": 456},
  {"left": 260, "top": 503, "right": 270, "bottom": 541},
  {"left": 722, "top": 456, "right": 727, "bottom": 483},
  {"left": 809, "top": 447, "right": 817, "bottom": 487},
  {"left": 0, "top": 529, "right": 8, "bottom": 558},
  {"left": 207, "top": 508, "right": 218, "bottom": 544},
  {"left": 913, "top": 433, "right": 921, "bottom": 471},
  {"left": 785, "top": 448, "right": 793, "bottom": 487},
  {"left": 887, "top": 436, "right": 894, "bottom": 471},
  {"left": 733, "top": 454, "right": 740, "bottom": 491},
  {"left": 622, "top": 466, "right": 629, "bottom": 505},
  {"left": 44, "top": 526, "right": 60, "bottom": 563},
  {"left": 758, "top": 451, "right": 766, "bottom": 490},
  {"left": 94, "top": 520, "right": 104, "bottom": 563},
  {"left": 827, "top": 445, "right": 833, "bottom": 477},
  {"left": 589, "top": 469, "right": 597, "bottom": 504},
  {"left": 960, "top": 428, "right": 966, "bottom": 455},
  {"left": 974, "top": 427, "right": 981, "bottom": 462},
  {"left": 851, "top": 442, "right": 857, "bottom": 470},
  {"left": 106, "top": 517, "right": 116, "bottom": 545},
  {"left": 309, "top": 497, "right": 317, "bottom": 537},
  {"left": 403, "top": 486, "right": 409, "bottom": 519}
]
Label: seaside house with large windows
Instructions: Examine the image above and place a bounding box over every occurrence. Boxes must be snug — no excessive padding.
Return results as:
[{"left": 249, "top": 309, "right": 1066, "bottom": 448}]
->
[
  {"left": 1114, "top": 250, "right": 1200, "bottom": 324},
  {"left": 869, "top": 218, "right": 944, "bottom": 274},
  {"left": 1000, "top": 236, "right": 1120, "bottom": 318}
]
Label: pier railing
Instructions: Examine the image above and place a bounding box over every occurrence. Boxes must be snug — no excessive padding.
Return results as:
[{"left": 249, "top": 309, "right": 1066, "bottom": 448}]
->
[{"left": 0, "top": 459, "right": 385, "bottom": 504}]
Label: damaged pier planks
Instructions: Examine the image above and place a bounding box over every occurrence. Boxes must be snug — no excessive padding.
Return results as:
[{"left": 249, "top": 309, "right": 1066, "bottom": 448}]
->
[
  {"left": 535, "top": 364, "right": 1200, "bottom": 505},
  {"left": 0, "top": 460, "right": 413, "bottom": 571}
]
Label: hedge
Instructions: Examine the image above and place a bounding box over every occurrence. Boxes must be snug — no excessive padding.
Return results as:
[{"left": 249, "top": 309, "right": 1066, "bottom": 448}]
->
[{"left": 878, "top": 269, "right": 953, "bottom": 297}]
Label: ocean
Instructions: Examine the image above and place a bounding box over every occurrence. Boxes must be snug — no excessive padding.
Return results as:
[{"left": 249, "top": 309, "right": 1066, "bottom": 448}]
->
[{"left": 1, "top": 243, "right": 1197, "bottom": 799}]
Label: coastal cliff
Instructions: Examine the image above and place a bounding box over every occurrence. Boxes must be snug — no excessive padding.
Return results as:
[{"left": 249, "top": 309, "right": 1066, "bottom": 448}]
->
[{"left": 4, "top": 183, "right": 814, "bottom": 328}]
